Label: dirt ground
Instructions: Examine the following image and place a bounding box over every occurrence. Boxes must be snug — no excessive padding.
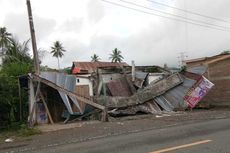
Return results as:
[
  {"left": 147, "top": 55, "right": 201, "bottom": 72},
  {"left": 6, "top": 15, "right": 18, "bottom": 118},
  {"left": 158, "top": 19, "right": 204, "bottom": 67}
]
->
[{"left": 1, "top": 108, "right": 230, "bottom": 152}]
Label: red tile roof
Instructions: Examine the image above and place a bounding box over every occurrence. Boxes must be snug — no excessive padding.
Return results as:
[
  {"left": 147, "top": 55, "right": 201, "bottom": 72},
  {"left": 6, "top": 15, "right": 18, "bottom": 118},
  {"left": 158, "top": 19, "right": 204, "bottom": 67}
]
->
[{"left": 72, "top": 61, "right": 129, "bottom": 74}]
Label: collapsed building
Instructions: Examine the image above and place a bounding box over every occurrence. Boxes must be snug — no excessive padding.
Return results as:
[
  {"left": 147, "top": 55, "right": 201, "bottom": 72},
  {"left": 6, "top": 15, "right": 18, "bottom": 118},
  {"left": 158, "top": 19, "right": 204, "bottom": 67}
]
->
[{"left": 26, "top": 61, "right": 214, "bottom": 125}]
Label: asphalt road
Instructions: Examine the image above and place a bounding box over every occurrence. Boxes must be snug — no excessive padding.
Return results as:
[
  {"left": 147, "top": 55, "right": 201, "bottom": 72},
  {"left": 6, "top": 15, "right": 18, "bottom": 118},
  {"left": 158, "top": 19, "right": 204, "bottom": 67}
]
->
[{"left": 13, "top": 118, "right": 230, "bottom": 153}]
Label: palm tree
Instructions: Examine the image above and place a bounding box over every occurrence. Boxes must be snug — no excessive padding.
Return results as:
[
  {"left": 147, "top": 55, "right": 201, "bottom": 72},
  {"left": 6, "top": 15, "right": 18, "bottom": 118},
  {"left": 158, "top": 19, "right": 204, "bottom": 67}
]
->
[
  {"left": 0, "top": 27, "right": 12, "bottom": 55},
  {"left": 109, "top": 48, "right": 124, "bottom": 63},
  {"left": 50, "top": 41, "right": 66, "bottom": 69},
  {"left": 91, "top": 54, "right": 100, "bottom": 62},
  {"left": 3, "top": 38, "right": 32, "bottom": 65}
]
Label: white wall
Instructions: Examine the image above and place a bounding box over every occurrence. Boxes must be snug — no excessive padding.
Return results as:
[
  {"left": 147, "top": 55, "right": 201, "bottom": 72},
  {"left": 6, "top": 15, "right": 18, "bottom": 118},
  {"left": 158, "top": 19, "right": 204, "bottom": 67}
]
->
[
  {"left": 76, "top": 75, "right": 93, "bottom": 96},
  {"left": 101, "top": 73, "right": 123, "bottom": 83},
  {"left": 147, "top": 73, "right": 164, "bottom": 84}
]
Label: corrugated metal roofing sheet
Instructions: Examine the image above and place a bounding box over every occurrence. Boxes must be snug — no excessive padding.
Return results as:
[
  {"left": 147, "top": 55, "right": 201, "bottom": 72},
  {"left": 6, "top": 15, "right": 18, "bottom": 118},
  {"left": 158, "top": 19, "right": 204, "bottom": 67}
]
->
[
  {"left": 40, "top": 72, "right": 82, "bottom": 115},
  {"left": 155, "top": 96, "right": 174, "bottom": 111},
  {"left": 154, "top": 76, "right": 196, "bottom": 111},
  {"left": 187, "top": 66, "right": 207, "bottom": 75}
]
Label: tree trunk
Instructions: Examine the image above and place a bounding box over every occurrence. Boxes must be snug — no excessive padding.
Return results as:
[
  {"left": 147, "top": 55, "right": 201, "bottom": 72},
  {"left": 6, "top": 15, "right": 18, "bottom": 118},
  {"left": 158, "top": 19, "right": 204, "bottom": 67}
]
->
[{"left": 57, "top": 57, "right": 60, "bottom": 70}]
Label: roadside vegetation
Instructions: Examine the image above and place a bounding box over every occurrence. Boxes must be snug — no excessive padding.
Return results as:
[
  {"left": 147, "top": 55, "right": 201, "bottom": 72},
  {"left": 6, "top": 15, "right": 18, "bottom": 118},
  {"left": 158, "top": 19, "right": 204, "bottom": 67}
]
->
[
  {"left": 0, "top": 27, "right": 33, "bottom": 131},
  {"left": 0, "top": 122, "right": 41, "bottom": 144}
]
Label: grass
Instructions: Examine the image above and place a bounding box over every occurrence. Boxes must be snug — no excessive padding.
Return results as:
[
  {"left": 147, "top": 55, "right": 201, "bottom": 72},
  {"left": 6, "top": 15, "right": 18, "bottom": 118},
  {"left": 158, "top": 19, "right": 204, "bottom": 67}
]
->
[{"left": 0, "top": 123, "right": 41, "bottom": 143}]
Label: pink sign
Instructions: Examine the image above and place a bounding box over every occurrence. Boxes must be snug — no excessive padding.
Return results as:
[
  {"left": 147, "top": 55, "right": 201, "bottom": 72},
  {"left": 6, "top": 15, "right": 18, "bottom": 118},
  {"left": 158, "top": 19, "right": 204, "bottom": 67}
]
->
[{"left": 184, "top": 76, "right": 214, "bottom": 108}]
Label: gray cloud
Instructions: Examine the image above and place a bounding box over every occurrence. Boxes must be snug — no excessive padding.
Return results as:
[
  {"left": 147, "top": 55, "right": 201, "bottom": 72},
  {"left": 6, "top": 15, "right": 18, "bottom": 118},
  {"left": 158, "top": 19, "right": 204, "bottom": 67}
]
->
[
  {"left": 4, "top": 12, "right": 56, "bottom": 42},
  {"left": 87, "top": 0, "right": 105, "bottom": 23},
  {"left": 3, "top": 0, "right": 230, "bottom": 69},
  {"left": 59, "top": 17, "right": 83, "bottom": 33},
  {"left": 4, "top": 12, "right": 30, "bottom": 41}
]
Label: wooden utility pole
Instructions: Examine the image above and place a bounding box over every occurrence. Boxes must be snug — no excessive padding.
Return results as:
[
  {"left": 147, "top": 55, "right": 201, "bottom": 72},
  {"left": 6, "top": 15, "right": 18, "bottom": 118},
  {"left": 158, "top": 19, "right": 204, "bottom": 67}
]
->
[{"left": 26, "top": 0, "right": 40, "bottom": 74}]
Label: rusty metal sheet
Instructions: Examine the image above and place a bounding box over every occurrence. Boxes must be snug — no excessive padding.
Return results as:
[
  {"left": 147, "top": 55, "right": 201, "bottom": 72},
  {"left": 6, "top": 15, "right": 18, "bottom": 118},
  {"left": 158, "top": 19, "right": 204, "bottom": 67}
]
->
[
  {"left": 73, "top": 62, "right": 129, "bottom": 73},
  {"left": 107, "top": 78, "right": 132, "bottom": 97}
]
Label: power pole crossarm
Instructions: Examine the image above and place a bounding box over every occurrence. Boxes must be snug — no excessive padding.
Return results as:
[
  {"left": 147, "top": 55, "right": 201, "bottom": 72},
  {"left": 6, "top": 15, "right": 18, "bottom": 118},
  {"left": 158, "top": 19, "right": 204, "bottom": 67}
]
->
[{"left": 26, "top": 0, "right": 40, "bottom": 74}]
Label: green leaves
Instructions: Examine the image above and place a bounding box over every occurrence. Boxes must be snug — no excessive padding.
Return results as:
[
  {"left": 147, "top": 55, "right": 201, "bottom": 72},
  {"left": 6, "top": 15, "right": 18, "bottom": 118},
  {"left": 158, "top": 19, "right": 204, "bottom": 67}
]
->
[
  {"left": 109, "top": 48, "right": 124, "bottom": 63},
  {"left": 50, "top": 41, "right": 66, "bottom": 58},
  {"left": 3, "top": 39, "right": 32, "bottom": 65},
  {"left": 91, "top": 53, "right": 100, "bottom": 62},
  {"left": 0, "top": 27, "right": 12, "bottom": 53},
  {"left": 0, "top": 27, "right": 33, "bottom": 127},
  {"left": 50, "top": 41, "right": 66, "bottom": 69}
]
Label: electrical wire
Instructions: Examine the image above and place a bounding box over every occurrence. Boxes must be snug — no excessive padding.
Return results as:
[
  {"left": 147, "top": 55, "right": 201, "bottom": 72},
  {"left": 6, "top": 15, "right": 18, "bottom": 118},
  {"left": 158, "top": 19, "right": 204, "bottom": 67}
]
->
[
  {"left": 120, "top": 0, "right": 230, "bottom": 30},
  {"left": 146, "top": 0, "right": 230, "bottom": 24},
  {"left": 101, "top": 0, "right": 230, "bottom": 32}
]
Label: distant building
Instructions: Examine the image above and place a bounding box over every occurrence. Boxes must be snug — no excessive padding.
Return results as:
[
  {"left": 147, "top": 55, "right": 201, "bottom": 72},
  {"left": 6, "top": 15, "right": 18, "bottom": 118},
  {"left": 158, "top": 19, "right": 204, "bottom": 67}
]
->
[{"left": 184, "top": 54, "right": 230, "bottom": 106}]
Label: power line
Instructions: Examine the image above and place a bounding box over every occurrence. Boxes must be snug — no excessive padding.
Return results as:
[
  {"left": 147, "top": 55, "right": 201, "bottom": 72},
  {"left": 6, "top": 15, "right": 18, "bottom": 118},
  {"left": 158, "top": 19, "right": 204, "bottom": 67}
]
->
[
  {"left": 120, "top": 0, "right": 230, "bottom": 30},
  {"left": 101, "top": 0, "right": 230, "bottom": 32},
  {"left": 146, "top": 0, "right": 230, "bottom": 24}
]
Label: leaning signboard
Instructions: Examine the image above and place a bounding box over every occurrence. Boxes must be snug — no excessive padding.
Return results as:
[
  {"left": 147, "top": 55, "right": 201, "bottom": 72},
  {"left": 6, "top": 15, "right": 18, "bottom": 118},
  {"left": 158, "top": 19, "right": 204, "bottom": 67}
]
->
[{"left": 184, "top": 76, "right": 214, "bottom": 108}]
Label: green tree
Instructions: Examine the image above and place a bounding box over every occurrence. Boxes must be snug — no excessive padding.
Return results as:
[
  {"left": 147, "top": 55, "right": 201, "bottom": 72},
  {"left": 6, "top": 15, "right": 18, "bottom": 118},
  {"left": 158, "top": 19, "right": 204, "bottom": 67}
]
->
[
  {"left": 50, "top": 41, "right": 66, "bottom": 69},
  {"left": 220, "top": 50, "right": 230, "bottom": 55},
  {"left": 0, "top": 36, "right": 33, "bottom": 127},
  {"left": 109, "top": 48, "right": 124, "bottom": 63},
  {"left": 91, "top": 54, "right": 100, "bottom": 62},
  {"left": 3, "top": 38, "right": 32, "bottom": 65},
  {"left": 0, "top": 27, "right": 12, "bottom": 54}
]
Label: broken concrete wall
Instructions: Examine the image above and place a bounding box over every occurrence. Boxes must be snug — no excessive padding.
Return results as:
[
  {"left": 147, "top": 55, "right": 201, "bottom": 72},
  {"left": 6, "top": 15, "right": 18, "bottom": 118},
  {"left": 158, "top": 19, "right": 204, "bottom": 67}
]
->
[{"left": 96, "top": 73, "right": 183, "bottom": 108}]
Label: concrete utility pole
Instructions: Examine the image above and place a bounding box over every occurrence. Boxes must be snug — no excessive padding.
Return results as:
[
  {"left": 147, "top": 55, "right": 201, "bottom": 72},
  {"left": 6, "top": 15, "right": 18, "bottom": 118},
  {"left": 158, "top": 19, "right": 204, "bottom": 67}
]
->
[
  {"left": 178, "top": 52, "right": 188, "bottom": 68},
  {"left": 131, "top": 60, "right": 135, "bottom": 82},
  {"left": 26, "top": 0, "right": 40, "bottom": 74}
]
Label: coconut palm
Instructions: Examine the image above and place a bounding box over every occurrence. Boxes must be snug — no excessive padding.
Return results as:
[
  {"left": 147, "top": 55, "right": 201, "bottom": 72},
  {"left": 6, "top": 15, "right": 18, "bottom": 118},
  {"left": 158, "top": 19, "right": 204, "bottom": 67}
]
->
[
  {"left": 50, "top": 41, "right": 66, "bottom": 69},
  {"left": 91, "top": 54, "right": 100, "bottom": 62},
  {"left": 109, "top": 48, "right": 124, "bottom": 63},
  {"left": 3, "top": 38, "right": 32, "bottom": 65},
  {"left": 0, "top": 27, "right": 12, "bottom": 55}
]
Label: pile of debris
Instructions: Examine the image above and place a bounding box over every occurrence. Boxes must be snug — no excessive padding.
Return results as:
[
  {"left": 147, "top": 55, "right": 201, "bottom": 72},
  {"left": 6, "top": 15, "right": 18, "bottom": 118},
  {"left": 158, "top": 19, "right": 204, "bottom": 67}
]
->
[
  {"left": 27, "top": 61, "right": 214, "bottom": 125},
  {"left": 94, "top": 65, "right": 214, "bottom": 116}
]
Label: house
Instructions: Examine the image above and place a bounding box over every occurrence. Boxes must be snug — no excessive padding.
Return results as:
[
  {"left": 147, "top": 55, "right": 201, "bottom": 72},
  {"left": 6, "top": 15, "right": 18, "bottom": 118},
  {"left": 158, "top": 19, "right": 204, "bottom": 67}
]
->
[
  {"left": 71, "top": 61, "right": 129, "bottom": 97},
  {"left": 184, "top": 53, "right": 230, "bottom": 106}
]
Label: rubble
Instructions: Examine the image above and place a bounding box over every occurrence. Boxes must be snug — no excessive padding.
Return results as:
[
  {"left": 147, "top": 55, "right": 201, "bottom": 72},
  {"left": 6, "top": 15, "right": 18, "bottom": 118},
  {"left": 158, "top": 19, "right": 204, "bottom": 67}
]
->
[
  {"left": 26, "top": 61, "right": 215, "bottom": 125},
  {"left": 96, "top": 73, "right": 183, "bottom": 108}
]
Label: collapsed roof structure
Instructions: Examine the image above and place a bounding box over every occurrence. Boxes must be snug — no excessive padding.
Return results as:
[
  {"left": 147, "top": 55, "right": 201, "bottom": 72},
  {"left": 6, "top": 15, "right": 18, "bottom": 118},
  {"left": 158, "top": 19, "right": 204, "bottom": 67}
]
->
[{"left": 27, "top": 61, "right": 214, "bottom": 125}]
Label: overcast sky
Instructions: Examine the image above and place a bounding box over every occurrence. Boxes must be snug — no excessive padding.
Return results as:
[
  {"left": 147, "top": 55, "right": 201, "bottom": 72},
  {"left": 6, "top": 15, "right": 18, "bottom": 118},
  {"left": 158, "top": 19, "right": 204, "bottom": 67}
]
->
[{"left": 1, "top": 0, "right": 230, "bottom": 68}]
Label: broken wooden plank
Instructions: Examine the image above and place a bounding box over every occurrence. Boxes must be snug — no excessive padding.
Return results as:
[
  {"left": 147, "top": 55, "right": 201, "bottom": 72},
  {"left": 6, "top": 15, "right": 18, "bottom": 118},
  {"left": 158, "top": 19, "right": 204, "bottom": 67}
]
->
[{"left": 40, "top": 92, "right": 54, "bottom": 124}]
